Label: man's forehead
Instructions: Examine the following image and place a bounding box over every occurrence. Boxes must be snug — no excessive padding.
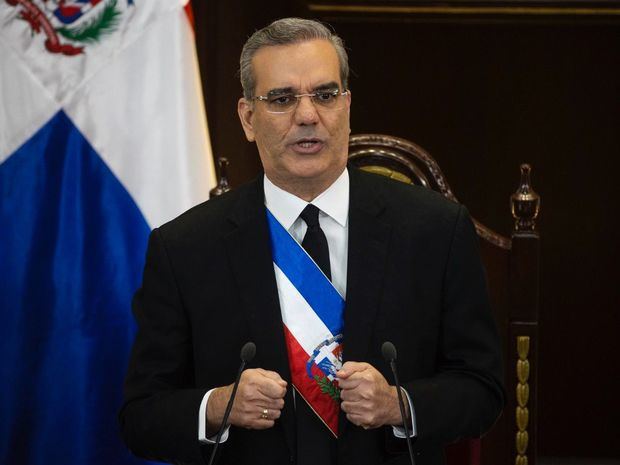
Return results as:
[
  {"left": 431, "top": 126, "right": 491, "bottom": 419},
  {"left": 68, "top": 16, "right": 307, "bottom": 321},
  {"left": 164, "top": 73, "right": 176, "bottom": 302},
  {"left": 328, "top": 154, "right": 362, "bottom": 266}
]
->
[{"left": 251, "top": 39, "right": 341, "bottom": 92}]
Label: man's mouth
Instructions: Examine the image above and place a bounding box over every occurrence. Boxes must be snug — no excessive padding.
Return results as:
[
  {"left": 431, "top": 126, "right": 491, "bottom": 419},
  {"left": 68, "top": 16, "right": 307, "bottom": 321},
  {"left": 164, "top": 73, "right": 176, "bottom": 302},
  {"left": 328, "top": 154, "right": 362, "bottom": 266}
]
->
[
  {"left": 291, "top": 138, "right": 324, "bottom": 154},
  {"left": 298, "top": 140, "right": 318, "bottom": 148}
]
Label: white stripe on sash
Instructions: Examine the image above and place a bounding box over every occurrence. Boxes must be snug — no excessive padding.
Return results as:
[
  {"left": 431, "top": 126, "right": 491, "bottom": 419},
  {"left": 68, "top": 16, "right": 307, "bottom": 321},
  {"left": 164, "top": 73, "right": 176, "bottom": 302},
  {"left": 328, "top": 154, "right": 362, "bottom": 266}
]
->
[{"left": 274, "top": 264, "right": 334, "bottom": 356}]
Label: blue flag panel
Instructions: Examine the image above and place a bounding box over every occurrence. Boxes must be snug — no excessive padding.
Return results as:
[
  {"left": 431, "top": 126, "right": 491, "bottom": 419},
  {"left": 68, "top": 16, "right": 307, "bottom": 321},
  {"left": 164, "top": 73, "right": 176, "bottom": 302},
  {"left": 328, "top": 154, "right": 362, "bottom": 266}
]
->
[{"left": 0, "top": 111, "right": 157, "bottom": 465}]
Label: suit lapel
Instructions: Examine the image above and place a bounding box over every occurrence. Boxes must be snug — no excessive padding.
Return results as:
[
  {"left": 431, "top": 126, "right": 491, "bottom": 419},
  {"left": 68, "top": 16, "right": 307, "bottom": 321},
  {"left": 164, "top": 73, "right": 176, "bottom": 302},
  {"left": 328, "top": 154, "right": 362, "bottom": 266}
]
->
[
  {"left": 223, "top": 177, "right": 296, "bottom": 456},
  {"left": 340, "top": 168, "right": 392, "bottom": 435}
]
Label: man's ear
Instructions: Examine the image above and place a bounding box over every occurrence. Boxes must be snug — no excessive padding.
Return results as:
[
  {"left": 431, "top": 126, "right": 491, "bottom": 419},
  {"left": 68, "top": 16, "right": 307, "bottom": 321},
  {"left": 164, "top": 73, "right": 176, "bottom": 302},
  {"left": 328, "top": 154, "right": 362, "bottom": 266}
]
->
[{"left": 238, "top": 98, "right": 256, "bottom": 142}]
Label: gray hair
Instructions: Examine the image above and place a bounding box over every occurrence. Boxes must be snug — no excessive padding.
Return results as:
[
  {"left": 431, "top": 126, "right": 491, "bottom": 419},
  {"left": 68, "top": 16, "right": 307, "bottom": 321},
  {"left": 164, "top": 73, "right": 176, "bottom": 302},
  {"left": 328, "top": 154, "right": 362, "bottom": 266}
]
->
[{"left": 239, "top": 17, "right": 349, "bottom": 100}]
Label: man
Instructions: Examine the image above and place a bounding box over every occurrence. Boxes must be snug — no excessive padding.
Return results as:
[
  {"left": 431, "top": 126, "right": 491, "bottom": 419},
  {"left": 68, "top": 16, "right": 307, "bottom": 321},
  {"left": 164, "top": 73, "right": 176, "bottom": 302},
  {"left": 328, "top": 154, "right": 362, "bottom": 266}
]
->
[{"left": 120, "top": 18, "right": 504, "bottom": 465}]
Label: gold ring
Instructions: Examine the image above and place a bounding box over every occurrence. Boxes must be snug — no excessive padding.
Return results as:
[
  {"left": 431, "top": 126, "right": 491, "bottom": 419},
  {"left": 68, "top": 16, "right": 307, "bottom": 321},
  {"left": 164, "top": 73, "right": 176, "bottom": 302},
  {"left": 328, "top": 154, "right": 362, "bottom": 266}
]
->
[{"left": 260, "top": 408, "right": 269, "bottom": 420}]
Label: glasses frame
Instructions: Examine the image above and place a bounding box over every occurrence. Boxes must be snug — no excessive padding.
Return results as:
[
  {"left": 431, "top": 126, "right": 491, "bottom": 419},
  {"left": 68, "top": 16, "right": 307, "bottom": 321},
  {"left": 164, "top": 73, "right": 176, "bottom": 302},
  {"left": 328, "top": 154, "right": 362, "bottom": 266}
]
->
[{"left": 254, "top": 89, "right": 350, "bottom": 114}]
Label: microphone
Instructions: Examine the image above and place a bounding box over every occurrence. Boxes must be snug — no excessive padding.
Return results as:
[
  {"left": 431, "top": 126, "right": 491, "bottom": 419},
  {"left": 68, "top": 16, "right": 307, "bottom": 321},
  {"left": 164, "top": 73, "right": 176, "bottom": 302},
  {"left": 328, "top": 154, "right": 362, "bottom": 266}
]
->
[
  {"left": 382, "top": 341, "right": 416, "bottom": 465},
  {"left": 240, "top": 341, "right": 256, "bottom": 363},
  {"left": 207, "top": 342, "right": 256, "bottom": 465}
]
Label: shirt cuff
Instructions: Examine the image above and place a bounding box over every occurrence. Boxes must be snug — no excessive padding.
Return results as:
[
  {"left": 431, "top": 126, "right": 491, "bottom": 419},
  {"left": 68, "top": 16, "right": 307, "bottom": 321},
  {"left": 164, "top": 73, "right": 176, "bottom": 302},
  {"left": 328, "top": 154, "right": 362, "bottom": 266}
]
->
[
  {"left": 198, "top": 388, "right": 231, "bottom": 444},
  {"left": 392, "top": 387, "right": 417, "bottom": 438}
]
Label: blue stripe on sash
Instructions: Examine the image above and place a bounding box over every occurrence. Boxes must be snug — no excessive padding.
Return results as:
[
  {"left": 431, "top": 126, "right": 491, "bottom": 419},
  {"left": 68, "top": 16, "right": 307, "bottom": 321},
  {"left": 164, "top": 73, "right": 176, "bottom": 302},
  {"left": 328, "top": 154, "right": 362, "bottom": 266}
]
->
[{"left": 266, "top": 209, "right": 344, "bottom": 336}]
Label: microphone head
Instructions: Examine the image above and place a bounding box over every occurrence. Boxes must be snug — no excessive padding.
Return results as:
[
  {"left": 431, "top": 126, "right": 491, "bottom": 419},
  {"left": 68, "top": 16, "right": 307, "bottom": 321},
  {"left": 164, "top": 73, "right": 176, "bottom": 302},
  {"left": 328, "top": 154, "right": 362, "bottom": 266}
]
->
[
  {"left": 381, "top": 341, "right": 397, "bottom": 362},
  {"left": 240, "top": 342, "right": 256, "bottom": 362}
]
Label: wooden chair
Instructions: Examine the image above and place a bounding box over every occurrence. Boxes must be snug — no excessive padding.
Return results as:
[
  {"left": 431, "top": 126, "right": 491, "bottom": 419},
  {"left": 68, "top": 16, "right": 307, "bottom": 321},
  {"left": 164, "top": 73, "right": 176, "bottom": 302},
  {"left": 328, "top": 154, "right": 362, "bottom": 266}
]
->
[
  {"left": 348, "top": 133, "right": 540, "bottom": 465},
  {"left": 209, "top": 134, "right": 540, "bottom": 465}
]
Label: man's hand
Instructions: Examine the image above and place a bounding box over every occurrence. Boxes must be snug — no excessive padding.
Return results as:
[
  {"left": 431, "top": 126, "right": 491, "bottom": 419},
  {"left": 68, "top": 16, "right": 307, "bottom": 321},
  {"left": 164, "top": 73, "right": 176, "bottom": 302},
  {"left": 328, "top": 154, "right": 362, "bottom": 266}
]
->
[
  {"left": 337, "top": 361, "right": 407, "bottom": 430},
  {"left": 206, "top": 368, "right": 287, "bottom": 434}
]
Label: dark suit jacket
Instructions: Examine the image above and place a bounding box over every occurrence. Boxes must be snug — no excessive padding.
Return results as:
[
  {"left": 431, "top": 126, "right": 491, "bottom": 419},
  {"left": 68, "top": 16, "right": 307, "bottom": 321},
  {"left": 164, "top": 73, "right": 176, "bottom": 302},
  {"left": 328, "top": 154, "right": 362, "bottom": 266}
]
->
[{"left": 120, "top": 167, "right": 504, "bottom": 465}]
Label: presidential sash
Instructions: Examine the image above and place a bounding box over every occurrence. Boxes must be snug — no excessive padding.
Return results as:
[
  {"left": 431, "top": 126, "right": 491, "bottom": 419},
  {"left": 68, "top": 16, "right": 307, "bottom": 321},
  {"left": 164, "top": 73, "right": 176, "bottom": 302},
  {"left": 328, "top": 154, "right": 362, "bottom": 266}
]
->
[{"left": 266, "top": 209, "right": 344, "bottom": 437}]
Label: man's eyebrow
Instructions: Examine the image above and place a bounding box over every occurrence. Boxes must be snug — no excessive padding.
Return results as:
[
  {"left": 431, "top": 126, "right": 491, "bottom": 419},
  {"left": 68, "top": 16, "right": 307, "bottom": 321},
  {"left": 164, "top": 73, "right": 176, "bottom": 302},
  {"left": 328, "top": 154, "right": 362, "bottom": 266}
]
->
[
  {"left": 265, "top": 82, "right": 341, "bottom": 96},
  {"left": 266, "top": 87, "right": 294, "bottom": 97},
  {"left": 313, "top": 82, "right": 340, "bottom": 91}
]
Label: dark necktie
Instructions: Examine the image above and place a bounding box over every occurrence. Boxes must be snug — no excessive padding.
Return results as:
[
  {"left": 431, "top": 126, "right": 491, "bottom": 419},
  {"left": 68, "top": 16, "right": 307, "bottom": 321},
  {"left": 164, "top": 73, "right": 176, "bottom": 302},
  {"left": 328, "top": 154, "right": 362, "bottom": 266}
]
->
[
  {"left": 296, "top": 204, "right": 337, "bottom": 464},
  {"left": 300, "top": 204, "right": 331, "bottom": 281}
]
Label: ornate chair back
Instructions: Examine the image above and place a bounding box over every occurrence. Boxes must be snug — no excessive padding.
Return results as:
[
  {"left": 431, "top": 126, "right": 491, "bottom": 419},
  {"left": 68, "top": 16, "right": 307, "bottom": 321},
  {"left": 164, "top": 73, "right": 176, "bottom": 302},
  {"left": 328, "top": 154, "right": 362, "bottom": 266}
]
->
[{"left": 348, "top": 133, "right": 540, "bottom": 465}]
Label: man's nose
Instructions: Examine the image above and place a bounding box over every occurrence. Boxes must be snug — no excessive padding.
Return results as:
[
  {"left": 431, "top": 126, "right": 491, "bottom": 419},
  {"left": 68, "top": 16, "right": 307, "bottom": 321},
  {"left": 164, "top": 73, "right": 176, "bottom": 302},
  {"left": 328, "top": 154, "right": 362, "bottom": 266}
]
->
[{"left": 293, "top": 95, "right": 319, "bottom": 125}]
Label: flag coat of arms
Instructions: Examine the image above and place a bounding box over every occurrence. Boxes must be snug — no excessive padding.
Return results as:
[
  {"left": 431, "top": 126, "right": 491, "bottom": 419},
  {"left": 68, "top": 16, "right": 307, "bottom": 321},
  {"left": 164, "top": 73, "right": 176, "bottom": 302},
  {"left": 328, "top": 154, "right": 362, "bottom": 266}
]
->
[{"left": 0, "top": 1, "right": 215, "bottom": 464}]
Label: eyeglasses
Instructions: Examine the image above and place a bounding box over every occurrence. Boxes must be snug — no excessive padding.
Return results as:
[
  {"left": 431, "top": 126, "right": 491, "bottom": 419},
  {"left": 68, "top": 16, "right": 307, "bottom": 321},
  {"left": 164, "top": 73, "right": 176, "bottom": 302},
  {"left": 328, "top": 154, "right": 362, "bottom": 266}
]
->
[{"left": 254, "top": 89, "right": 349, "bottom": 114}]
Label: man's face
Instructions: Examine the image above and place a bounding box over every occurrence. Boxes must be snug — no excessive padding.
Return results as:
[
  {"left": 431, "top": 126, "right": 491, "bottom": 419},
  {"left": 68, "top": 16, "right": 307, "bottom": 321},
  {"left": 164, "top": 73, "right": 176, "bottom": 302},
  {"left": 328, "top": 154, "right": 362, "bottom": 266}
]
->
[{"left": 238, "top": 39, "right": 351, "bottom": 199}]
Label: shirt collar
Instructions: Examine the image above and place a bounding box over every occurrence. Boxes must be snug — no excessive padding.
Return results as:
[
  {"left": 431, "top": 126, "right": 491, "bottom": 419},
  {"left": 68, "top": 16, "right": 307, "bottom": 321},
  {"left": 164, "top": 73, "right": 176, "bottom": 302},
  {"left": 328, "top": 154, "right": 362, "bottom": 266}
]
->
[{"left": 264, "top": 168, "right": 349, "bottom": 229}]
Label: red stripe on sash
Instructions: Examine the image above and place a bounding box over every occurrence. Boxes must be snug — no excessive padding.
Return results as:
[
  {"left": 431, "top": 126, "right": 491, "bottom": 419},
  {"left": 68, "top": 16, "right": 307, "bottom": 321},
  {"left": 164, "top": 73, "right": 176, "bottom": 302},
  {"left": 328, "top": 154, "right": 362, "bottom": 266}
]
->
[{"left": 283, "top": 325, "right": 339, "bottom": 437}]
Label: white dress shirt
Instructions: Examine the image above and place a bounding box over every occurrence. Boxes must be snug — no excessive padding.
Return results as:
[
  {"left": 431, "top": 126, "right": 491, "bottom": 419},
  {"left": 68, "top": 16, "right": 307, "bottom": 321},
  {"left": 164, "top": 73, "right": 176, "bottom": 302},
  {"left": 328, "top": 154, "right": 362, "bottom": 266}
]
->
[{"left": 199, "top": 168, "right": 415, "bottom": 443}]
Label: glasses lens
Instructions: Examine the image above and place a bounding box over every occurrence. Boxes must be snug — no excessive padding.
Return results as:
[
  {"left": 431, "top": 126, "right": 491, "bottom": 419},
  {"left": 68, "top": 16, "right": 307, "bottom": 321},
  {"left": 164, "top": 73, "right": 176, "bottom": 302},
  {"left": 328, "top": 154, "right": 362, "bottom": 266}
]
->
[
  {"left": 311, "top": 90, "right": 341, "bottom": 109},
  {"left": 266, "top": 94, "right": 297, "bottom": 113}
]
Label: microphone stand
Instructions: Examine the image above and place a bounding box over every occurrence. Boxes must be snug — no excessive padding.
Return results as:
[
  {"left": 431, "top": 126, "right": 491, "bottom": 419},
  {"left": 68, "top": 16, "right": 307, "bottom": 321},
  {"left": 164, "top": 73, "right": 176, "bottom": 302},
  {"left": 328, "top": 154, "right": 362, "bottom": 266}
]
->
[
  {"left": 382, "top": 341, "right": 416, "bottom": 465},
  {"left": 206, "top": 342, "right": 256, "bottom": 465}
]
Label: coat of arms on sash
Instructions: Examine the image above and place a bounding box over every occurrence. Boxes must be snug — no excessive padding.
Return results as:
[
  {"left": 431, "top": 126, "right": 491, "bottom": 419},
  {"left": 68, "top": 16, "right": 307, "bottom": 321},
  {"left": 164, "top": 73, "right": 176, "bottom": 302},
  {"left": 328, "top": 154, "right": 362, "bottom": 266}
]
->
[{"left": 307, "top": 334, "right": 343, "bottom": 402}]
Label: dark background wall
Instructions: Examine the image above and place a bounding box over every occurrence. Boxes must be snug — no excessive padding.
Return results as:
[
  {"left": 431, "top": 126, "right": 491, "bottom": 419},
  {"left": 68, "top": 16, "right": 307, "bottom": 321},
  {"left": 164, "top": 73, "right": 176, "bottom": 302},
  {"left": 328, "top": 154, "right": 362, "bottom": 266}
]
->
[{"left": 192, "top": 0, "right": 620, "bottom": 459}]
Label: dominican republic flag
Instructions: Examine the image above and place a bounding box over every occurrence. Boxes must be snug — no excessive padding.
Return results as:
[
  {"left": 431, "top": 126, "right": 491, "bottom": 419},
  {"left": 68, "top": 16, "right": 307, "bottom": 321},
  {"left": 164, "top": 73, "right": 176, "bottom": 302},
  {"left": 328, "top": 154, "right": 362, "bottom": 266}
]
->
[{"left": 0, "top": 1, "right": 215, "bottom": 464}]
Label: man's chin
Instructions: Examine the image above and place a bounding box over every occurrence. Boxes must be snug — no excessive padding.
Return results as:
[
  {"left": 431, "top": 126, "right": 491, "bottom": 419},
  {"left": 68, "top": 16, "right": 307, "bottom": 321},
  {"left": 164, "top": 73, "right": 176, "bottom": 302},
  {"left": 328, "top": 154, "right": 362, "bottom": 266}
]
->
[{"left": 288, "top": 159, "right": 344, "bottom": 181}]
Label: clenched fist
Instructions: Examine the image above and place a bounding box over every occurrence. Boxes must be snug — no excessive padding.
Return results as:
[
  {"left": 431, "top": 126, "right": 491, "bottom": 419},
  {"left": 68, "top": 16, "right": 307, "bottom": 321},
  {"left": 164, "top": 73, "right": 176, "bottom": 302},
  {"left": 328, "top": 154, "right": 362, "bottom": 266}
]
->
[
  {"left": 206, "top": 368, "right": 287, "bottom": 434},
  {"left": 337, "top": 361, "right": 408, "bottom": 429}
]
